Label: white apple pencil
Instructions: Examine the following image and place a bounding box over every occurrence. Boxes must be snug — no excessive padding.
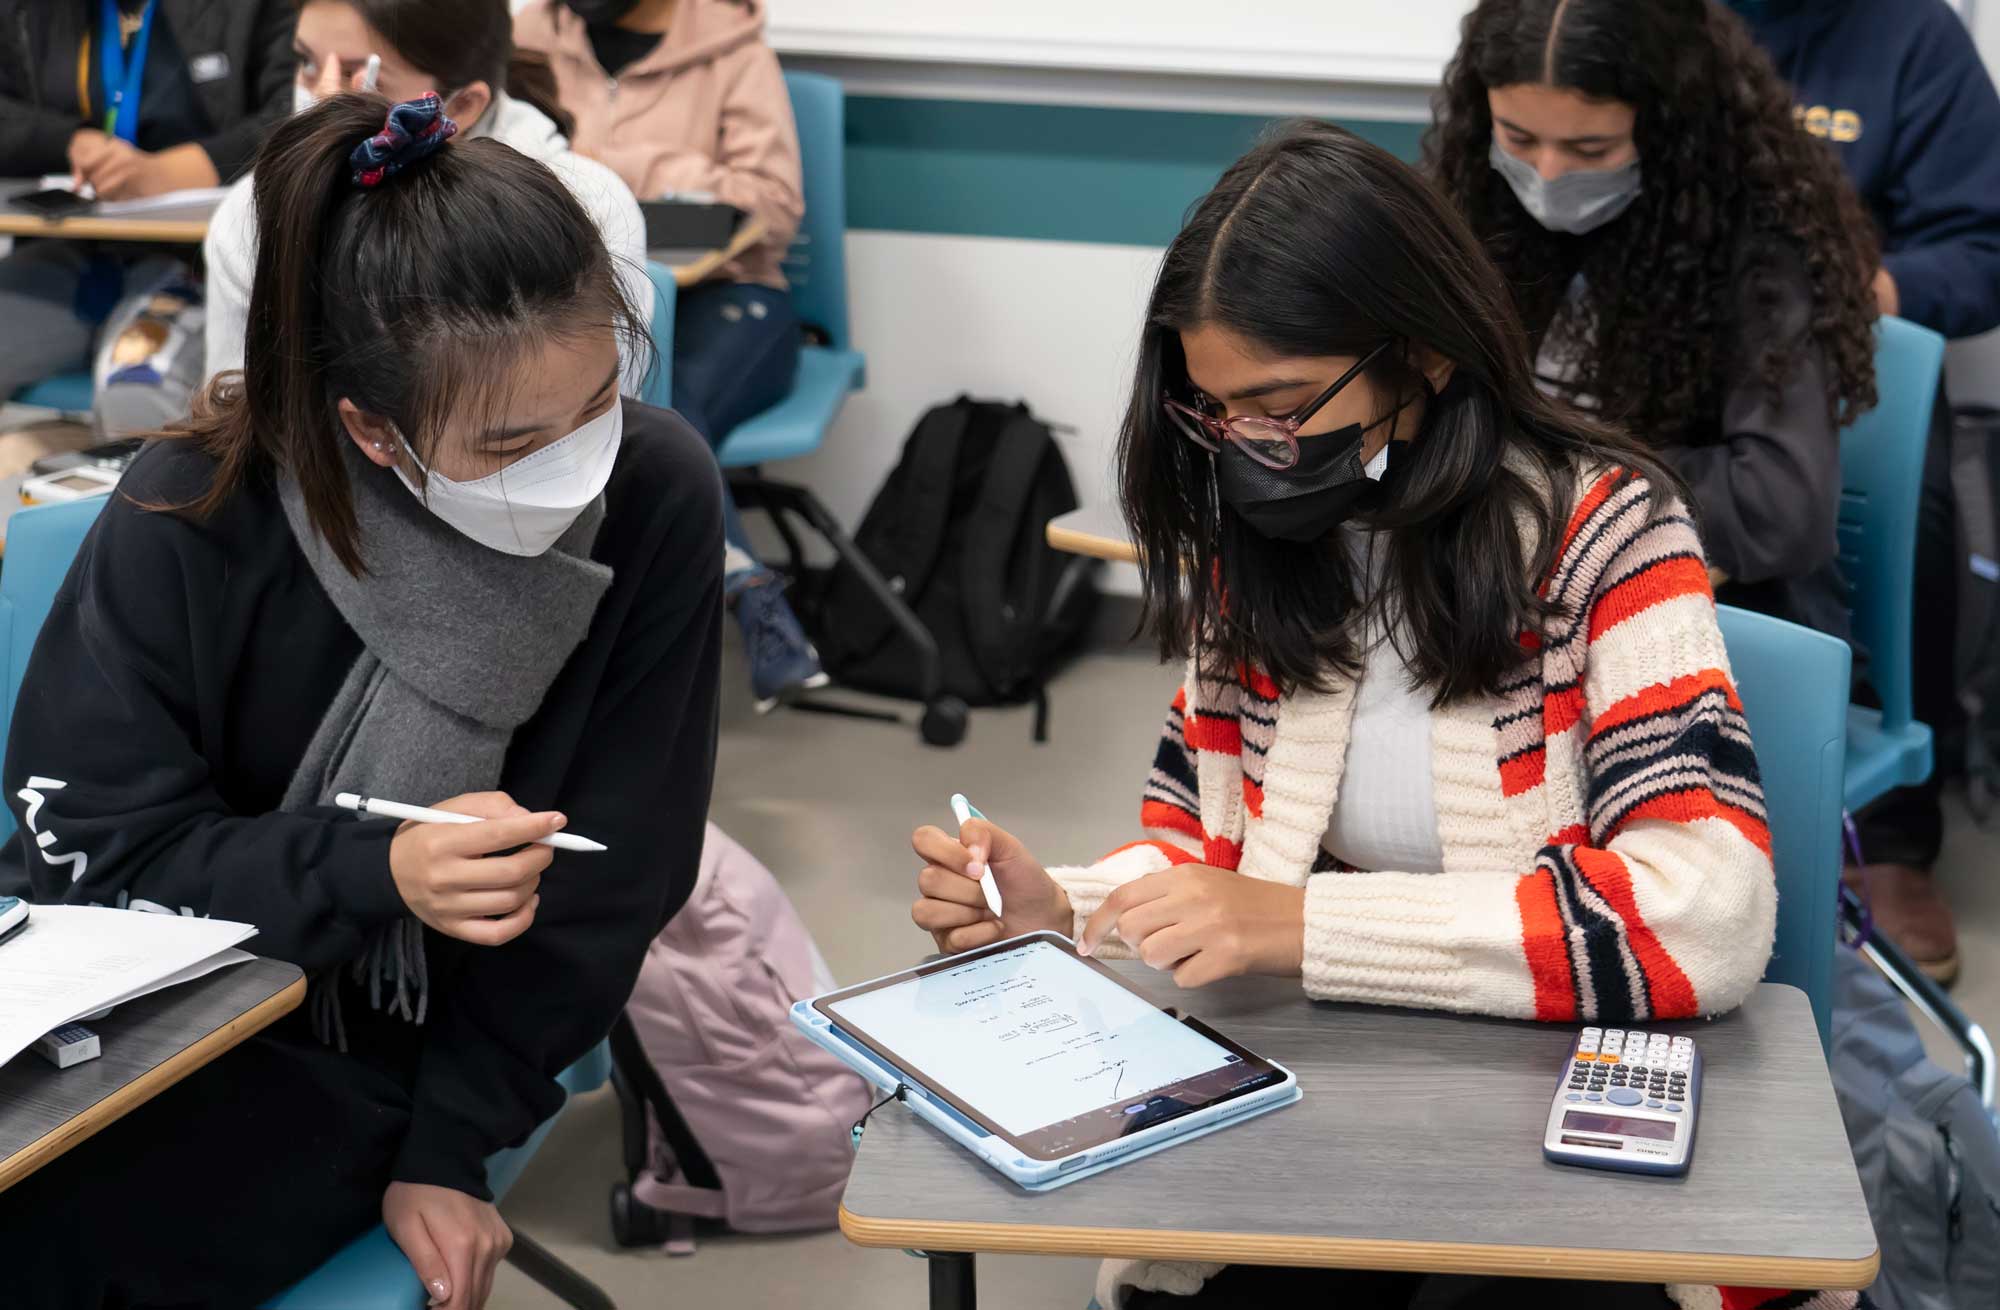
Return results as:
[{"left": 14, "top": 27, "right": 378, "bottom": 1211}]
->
[
  {"left": 336, "top": 792, "right": 607, "bottom": 853},
  {"left": 949, "top": 793, "right": 1004, "bottom": 918}
]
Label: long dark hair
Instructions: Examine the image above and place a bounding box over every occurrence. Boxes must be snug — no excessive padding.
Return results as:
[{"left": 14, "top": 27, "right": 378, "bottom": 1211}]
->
[
  {"left": 1424, "top": 0, "right": 1877, "bottom": 442},
  {"left": 169, "top": 93, "right": 645, "bottom": 574},
  {"left": 343, "top": 0, "right": 576, "bottom": 137},
  {"left": 1120, "top": 119, "right": 1680, "bottom": 704}
]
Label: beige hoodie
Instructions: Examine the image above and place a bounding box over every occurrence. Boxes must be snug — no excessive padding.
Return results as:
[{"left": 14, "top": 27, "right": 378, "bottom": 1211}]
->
[{"left": 515, "top": 0, "right": 803, "bottom": 291}]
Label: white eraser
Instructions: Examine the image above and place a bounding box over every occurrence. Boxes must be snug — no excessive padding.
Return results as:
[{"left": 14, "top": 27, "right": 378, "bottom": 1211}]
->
[{"left": 35, "top": 1023, "right": 101, "bottom": 1069}]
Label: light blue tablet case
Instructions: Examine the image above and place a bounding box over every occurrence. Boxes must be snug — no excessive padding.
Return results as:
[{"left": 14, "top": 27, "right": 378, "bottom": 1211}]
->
[{"left": 791, "top": 944, "right": 1301, "bottom": 1191}]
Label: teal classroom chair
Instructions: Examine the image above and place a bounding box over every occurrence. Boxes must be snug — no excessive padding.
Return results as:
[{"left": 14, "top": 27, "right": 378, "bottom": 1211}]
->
[
  {"left": 1716, "top": 604, "right": 1852, "bottom": 1045},
  {"left": 267, "top": 1041, "right": 616, "bottom": 1310},
  {"left": 641, "top": 259, "right": 677, "bottom": 409},
  {"left": 1840, "top": 314, "right": 1945, "bottom": 811},
  {"left": 703, "top": 71, "right": 964, "bottom": 745},
  {"left": 11, "top": 372, "right": 95, "bottom": 414},
  {"left": 0, "top": 495, "right": 111, "bottom": 844}
]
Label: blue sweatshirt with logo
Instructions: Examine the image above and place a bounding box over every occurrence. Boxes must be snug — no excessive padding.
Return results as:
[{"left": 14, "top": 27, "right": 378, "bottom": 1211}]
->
[{"left": 1738, "top": 0, "right": 2000, "bottom": 339}]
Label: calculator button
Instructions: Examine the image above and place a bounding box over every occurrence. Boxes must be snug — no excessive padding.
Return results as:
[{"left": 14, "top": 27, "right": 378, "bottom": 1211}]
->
[
  {"left": 1566, "top": 1093, "right": 1583, "bottom": 1102},
  {"left": 1646, "top": 1099, "right": 1664, "bottom": 1108},
  {"left": 1582, "top": 1027, "right": 1602, "bottom": 1037},
  {"left": 1672, "top": 1036, "right": 1693, "bottom": 1047},
  {"left": 1606, "top": 1088, "right": 1643, "bottom": 1105},
  {"left": 1585, "top": 1093, "right": 1604, "bottom": 1101},
  {"left": 1664, "top": 1102, "right": 1683, "bottom": 1112}
]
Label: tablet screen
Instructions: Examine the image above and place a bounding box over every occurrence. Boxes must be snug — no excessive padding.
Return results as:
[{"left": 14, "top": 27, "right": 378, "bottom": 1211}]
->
[{"left": 819, "top": 936, "right": 1284, "bottom": 1158}]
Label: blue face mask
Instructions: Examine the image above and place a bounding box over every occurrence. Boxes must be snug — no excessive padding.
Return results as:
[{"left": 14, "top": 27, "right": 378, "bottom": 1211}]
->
[{"left": 1488, "top": 138, "right": 1643, "bottom": 236}]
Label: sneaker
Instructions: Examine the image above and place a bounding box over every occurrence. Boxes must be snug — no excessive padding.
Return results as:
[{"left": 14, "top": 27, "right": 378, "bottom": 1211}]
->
[
  {"left": 1845, "top": 862, "right": 1960, "bottom": 985},
  {"left": 737, "top": 582, "right": 829, "bottom": 713}
]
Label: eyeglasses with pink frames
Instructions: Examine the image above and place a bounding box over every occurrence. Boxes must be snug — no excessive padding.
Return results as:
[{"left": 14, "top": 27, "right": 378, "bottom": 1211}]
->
[{"left": 1161, "top": 340, "right": 1392, "bottom": 471}]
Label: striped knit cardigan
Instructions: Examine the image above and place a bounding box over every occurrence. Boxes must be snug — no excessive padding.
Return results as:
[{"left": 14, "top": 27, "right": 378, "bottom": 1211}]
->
[{"left": 1063, "top": 471, "right": 1852, "bottom": 1310}]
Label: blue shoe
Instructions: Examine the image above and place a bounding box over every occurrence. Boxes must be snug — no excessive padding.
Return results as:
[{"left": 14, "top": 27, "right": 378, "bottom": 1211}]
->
[{"left": 738, "top": 582, "right": 829, "bottom": 713}]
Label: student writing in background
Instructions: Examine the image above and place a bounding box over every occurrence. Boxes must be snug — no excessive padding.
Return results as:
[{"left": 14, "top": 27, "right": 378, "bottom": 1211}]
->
[
  {"left": 1727, "top": 0, "right": 2000, "bottom": 983},
  {"left": 203, "top": 0, "right": 653, "bottom": 383},
  {"left": 0, "top": 94, "right": 722, "bottom": 1310},
  {"left": 909, "top": 121, "right": 1805, "bottom": 1310},
  {"left": 1425, "top": 0, "right": 1879, "bottom": 644},
  {"left": 516, "top": 0, "right": 827, "bottom": 712},
  {"left": 0, "top": 0, "right": 293, "bottom": 399}
]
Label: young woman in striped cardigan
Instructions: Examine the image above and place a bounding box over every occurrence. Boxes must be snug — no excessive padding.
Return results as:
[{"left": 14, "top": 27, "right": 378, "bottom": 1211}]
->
[{"left": 910, "top": 122, "right": 1838, "bottom": 1310}]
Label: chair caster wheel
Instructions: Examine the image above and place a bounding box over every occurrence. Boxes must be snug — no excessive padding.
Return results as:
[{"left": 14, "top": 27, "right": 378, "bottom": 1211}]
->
[
  {"left": 610, "top": 1182, "right": 671, "bottom": 1248},
  {"left": 920, "top": 696, "right": 969, "bottom": 747}
]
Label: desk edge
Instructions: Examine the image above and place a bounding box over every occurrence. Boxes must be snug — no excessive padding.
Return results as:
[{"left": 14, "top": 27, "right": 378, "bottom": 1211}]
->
[
  {"left": 1045, "top": 522, "right": 1138, "bottom": 565},
  {"left": 0, "top": 970, "right": 305, "bottom": 1194},
  {"left": 0, "top": 216, "right": 208, "bottom": 243},
  {"left": 838, "top": 1206, "right": 1881, "bottom": 1291}
]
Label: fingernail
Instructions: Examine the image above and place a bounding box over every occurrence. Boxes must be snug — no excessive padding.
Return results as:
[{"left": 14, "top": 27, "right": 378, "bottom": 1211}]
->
[
  {"left": 428, "top": 1278, "right": 449, "bottom": 1303},
  {"left": 965, "top": 860, "right": 984, "bottom": 880},
  {"left": 549, "top": 813, "right": 567, "bottom": 831},
  {"left": 1077, "top": 939, "right": 1093, "bottom": 957}
]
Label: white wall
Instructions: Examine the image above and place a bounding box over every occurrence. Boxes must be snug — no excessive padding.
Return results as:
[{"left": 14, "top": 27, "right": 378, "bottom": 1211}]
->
[
  {"left": 787, "top": 231, "right": 1155, "bottom": 592},
  {"left": 1947, "top": 0, "right": 2000, "bottom": 405}
]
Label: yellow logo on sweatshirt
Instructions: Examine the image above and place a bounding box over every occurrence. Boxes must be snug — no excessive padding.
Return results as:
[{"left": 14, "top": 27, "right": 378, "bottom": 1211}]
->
[{"left": 1794, "top": 104, "right": 1864, "bottom": 143}]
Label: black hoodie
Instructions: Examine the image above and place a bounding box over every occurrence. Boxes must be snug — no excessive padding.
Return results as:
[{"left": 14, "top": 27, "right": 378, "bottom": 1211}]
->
[
  {"left": 1738, "top": 0, "right": 2000, "bottom": 339},
  {"left": 0, "top": 401, "right": 724, "bottom": 1198}
]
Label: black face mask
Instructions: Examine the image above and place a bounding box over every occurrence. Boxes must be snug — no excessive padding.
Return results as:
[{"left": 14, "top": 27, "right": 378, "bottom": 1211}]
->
[
  {"left": 563, "top": 0, "right": 641, "bottom": 23},
  {"left": 1216, "top": 425, "right": 1403, "bottom": 543}
]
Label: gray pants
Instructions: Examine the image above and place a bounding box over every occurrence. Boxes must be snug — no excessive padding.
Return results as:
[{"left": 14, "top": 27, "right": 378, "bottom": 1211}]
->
[{"left": 0, "top": 241, "right": 100, "bottom": 397}]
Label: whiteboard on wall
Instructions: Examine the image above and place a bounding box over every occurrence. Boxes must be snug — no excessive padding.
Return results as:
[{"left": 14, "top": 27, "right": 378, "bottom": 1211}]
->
[{"left": 764, "top": 0, "right": 1476, "bottom": 89}]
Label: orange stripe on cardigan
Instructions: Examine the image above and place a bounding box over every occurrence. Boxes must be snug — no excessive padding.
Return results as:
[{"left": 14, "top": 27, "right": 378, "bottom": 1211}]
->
[
  {"left": 1500, "top": 746, "right": 1546, "bottom": 797},
  {"left": 1588, "top": 555, "right": 1712, "bottom": 641},
  {"left": 1545, "top": 683, "right": 1586, "bottom": 736},
  {"left": 1203, "top": 835, "right": 1243, "bottom": 870},
  {"left": 1573, "top": 847, "right": 1700, "bottom": 1018},
  {"left": 1242, "top": 774, "right": 1265, "bottom": 818},
  {"left": 1515, "top": 870, "right": 1579, "bottom": 1021},
  {"left": 1104, "top": 838, "right": 1200, "bottom": 867},
  {"left": 1589, "top": 668, "right": 1741, "bottom": 737},
  {"left": 1141, "top": 798, "right": 1203, "bottom": 841},
  {"left": 1184, "top": 709, "right": 1243, "bottom": 755},
  {"left": 1551, "top": 470, "right": 1628, "bottom": 584},
  {"left": 1613, "top": 790, "right": 1774, "bottom": 860}
]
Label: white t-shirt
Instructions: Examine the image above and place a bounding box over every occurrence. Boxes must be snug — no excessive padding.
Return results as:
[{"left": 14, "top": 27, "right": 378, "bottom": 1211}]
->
[
  {"left": 201, "top": 93, "right": 652, "bottom": 387},
  {"left": 1320, "top": 449, "right": 1446, "bottom": 872}
]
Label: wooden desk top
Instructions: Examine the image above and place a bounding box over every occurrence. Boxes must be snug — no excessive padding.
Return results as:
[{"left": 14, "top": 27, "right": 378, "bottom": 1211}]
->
[
  {"left": 0, "top": 181, "right": 215, "bottom": 244},
  {"left": 841, "top": 969, "right": 1878, "bottom": 1290},
  {"left": 661, "top": 218, "right": 769, "bottom": 288},
  {"left": 1047, "top": 504, "right": 1137, "bottom": 565},
  {"left": 0, "top": 957, "right": 304, "bottom": 1193}
]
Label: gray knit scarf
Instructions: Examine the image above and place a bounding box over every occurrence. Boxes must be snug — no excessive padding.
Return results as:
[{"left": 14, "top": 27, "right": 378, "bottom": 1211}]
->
[{"left": 277, "top": 441, "right": 613, "bottom": 1047}]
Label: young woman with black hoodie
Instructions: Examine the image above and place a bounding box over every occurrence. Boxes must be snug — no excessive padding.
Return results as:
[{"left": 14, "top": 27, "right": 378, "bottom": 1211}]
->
[{"left": 0, "top": 92, "right": 722, "bottom": 1310}]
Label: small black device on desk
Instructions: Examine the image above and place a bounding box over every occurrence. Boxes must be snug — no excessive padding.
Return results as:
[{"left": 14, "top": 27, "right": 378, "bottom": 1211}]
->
[
  {"left": 640, "top": 199, "right": 744, "bottom": 255},
  {"left": 0, "top": 895, "right": 28, "bottom": 946},
  {"left": 11, "top": 189, "right": 95, "bottom": 220}
]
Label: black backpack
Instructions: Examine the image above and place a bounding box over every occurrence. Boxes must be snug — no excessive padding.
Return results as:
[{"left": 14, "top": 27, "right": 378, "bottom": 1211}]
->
[{"left": 811, "top": 397, "right": 1100, "bottom": 736}]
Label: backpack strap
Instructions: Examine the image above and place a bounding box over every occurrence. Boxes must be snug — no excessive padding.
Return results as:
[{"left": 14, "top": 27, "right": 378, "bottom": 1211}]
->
[
  {"left": 959, "top": 411, "right": 1060, "bottom": 693},
  {"left": 871, "top": 399, "right": 973, "bottom": 604},
  {"left": 610, "top": 1013, "right": 721, "bottom": 1193}
]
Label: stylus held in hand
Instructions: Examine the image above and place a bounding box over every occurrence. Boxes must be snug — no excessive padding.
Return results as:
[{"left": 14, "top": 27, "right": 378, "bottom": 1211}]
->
[
  {"left": 335, "top": 792, "right": 607, "bottom": 853},
  {"left": 949, "top": 793, "right": 1004, "bottom": 918}
]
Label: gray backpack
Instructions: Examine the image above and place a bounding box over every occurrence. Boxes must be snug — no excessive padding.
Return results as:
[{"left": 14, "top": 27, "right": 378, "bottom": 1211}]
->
[{"left": 1831, "top": 944, "right": 2000, "bottom": 1309}]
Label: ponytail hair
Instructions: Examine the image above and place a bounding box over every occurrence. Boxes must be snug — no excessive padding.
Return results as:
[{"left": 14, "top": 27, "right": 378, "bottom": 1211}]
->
[{"left": 171, "top": 92, "right": 646, "bottom": 574}]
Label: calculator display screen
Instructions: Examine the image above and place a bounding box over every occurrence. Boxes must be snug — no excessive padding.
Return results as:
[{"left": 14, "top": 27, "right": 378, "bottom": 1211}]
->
[{"left": 1563, "top": 1110, "right": 1677, "bottom": 1141}]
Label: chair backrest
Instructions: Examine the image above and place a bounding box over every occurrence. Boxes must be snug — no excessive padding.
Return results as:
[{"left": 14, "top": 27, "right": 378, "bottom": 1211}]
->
[
  {"left": 0, "top": 497, "right": 110, "bottom": 844},
  {"left": 640, "top": 260, "right": 678, "bottom": 410},
  {"left": 1839, "top": 315, "right": 1945, "bottom": 732},
  {"left": 1715, "top": 604, "right": 1851, "bottom": 1046},
  {"left": 780, "top": 71, "right": 852, "bottom": 352}
]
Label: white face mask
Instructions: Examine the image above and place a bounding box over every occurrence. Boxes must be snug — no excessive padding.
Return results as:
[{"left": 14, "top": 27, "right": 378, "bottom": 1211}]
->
[
  {"left": 1488, "top": 137, "right": 1642, "bottom": 235},
  {"left": 394, "top": 401, "right": 624, "bottom": 556}
]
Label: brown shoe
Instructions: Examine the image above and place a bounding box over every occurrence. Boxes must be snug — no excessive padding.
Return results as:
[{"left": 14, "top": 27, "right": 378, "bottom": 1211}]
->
[{"left": 1849, "top": 862, "right": 1960, "bottom": 986}]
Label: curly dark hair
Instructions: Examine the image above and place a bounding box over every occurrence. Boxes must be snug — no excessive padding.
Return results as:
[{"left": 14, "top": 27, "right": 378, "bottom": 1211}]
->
[{"left": 1423, "top": 0, "right": 1877, "bottom": 442}]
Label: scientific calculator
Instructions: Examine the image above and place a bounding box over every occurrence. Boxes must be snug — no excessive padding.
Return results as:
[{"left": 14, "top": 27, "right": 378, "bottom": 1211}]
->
[{"left": 1542, "top": 1026, "right": 1700, "bottom": 1175}]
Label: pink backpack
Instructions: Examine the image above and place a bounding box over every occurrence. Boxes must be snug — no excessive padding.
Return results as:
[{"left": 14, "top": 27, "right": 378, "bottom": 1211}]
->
[{"left": 608, "top": 824, "right": 871, "bottom": 1253}]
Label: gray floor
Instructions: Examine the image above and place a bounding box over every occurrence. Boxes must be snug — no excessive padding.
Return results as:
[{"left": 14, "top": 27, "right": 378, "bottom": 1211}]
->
[{"left": 491, "top": 628, "right": 2000, "bottom": 1310}]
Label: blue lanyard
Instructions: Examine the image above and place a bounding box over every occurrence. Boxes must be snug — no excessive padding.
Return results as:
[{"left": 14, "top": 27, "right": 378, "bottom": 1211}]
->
[{"left": 98, "top": 0, "right": 157, "bottom": 143}]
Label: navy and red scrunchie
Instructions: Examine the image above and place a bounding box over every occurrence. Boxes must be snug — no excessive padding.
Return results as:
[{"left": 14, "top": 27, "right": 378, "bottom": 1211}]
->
[{"left": 350, "top": 92, "right": 458, "bottom": 188}]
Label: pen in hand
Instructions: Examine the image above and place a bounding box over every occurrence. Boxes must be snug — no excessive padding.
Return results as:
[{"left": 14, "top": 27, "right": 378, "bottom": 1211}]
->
[
  {"left": 336, "top": 793, "right": 608, "bottom": 853},
  {"left": 950, "top": 793, "right": 1004, "bottom": 918}
]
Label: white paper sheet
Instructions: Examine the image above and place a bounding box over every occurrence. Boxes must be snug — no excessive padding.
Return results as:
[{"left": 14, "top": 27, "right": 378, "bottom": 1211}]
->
[{"left": 0, "top": 906, "right": 257, "bottom": 1068}]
